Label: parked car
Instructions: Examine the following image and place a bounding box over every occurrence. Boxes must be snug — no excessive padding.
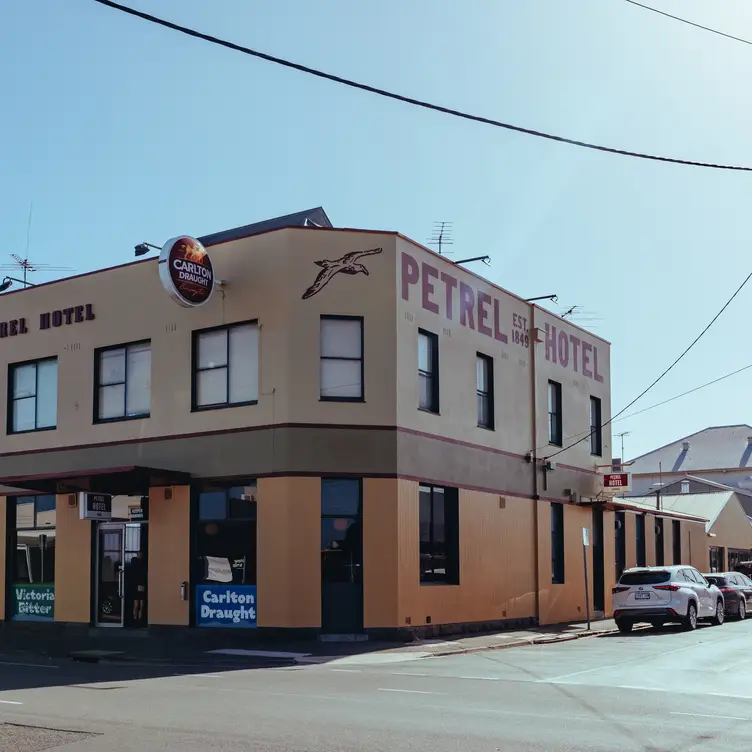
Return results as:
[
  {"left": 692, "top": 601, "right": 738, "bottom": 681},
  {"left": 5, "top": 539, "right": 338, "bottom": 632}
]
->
[
  {"left": 704, "top": 572, "right": 752, "bottom": 620},
  {"left": 612, "top": 565, "right": 724, "bottom": 633}
]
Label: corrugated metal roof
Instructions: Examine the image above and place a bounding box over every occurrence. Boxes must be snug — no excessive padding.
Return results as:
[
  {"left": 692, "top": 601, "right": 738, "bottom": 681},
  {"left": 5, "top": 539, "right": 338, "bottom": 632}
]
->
[{"left": 621, "top": 491, "right": 735, "bottom": 531}]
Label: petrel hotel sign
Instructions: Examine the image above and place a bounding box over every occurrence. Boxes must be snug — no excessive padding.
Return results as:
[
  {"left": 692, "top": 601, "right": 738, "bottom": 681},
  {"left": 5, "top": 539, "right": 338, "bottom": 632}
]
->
[{"left": 159, "top": 236, "right": 215, "bottom": 307}]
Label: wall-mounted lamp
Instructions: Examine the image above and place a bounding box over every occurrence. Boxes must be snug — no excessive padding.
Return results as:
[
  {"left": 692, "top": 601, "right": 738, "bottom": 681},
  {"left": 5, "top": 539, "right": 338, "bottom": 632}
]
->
[
  {"left": 134, "top": 241, "right": 162, "bottom": 257},
  {"left": 0, "top": 275, "right": 36, "bottom": 293},
  {"left": 455, "top": 255, "right": 491, "bottom": 266}
]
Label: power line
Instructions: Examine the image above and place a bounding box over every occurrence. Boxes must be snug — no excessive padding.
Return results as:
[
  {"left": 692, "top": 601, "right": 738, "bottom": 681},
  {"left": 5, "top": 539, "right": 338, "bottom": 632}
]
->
[
  {"left": 623, "top": 0, "right": 752, "bottom": 46},
  {"left": 545, "top": 268, "right": 752, "bottom": 460},
  {"left": 90, "top": 0, "right": 752, "bottom": 173}
]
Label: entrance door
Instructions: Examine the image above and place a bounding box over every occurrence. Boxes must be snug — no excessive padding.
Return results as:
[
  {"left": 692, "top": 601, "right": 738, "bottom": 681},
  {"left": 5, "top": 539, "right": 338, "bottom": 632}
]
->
[
  {"left": 95, "top": 522, "right": 148, "bottom": 627},
  {"left": 321, "top": 479, "right": 364, "bottom": 634},
  {"left": 592, "top": 507, "right": 605, "bottom": 612},
  {"left": 96, "top": 525, "right": 124, "bottom": 626}
]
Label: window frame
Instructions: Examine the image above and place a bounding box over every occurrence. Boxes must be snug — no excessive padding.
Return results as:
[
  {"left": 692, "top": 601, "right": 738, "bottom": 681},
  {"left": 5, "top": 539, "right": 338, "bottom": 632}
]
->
[
  {"left": 551, "top": 502, "right": 565, "bottom": 584},
  {"left": 191, "top": 320, "right": 259, "bottom": 412},
  {"left": 476, "top": 353, "right": 495, "bottom": 430},
  {"left": 548, "top": 380, "right": 563, "bottom": 446},
  {"left": 319, "top": 315, "right": 365, "bottom": 403},
  {"left": 7, "top": 357, "right": 58, "bottom": 435},
  {"left": 419, "top": 484, "right": 460, "bottom": 585},
  {"left": 93, "top": 339, "right": 152, "bottom": 424},
  {"left": 589, "top": 395, "right": 602, "bottom": 456},
  {"left": 418, "top": 329, "right": 440, "bottom": 414}
]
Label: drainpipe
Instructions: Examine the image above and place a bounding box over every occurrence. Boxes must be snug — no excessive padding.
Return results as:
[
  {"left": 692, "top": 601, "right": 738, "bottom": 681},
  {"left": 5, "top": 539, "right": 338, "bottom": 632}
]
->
[{"left": 530, "top": 305, "right": 540, "bottom": 624}]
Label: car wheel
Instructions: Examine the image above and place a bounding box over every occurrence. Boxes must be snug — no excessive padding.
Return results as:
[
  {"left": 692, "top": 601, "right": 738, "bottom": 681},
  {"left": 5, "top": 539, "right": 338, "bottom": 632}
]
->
[
  {"left": 710, "top": 599, "right": 725, "bottom": 626},
  {"left": 739, "top": 599, "right": 747, "bottom": 621},
  {"left": 683, "top": 602, "right": 698, "bottom": 631},
  {"left": 616, "top": 620, "right": 633, "bottom": 633}
]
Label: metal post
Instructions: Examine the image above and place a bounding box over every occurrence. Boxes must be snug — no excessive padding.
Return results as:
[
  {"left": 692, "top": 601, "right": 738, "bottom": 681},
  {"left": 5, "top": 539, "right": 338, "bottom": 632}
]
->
[{"left": 584, "top": 542, "right": 591, "bottom": 630}]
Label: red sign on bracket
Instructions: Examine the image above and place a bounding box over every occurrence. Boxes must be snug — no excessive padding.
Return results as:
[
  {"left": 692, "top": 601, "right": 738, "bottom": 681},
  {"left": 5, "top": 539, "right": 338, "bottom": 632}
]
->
[{"left": 603, "top": 473, "right": 630, "bottom": 488}]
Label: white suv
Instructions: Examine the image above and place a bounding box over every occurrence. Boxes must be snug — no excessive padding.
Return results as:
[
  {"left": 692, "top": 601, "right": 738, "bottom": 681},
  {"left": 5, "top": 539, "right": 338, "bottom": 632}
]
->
[{"left": 612, "top": 565, "right": 724, "bottom": 633}]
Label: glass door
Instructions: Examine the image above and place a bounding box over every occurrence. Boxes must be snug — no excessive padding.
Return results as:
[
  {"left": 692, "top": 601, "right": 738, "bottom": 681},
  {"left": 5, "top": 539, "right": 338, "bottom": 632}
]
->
[{"left": 96, "top": 525, "right": 124, "bottom": 626}]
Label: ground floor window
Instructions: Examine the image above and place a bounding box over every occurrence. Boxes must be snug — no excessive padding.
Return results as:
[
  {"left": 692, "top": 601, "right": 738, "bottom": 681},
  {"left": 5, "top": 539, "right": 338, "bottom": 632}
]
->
[
  {"left": 709, "top": 546, "right": 725, "bottom": 573},
  {"left": 193, "top": 482, "right": 257, "bottom": 629},
  {"left": 728, "top": 549, "right": 750, "bottom": 572},
  {"left": 6, "top": 495, "right": 56, "bottom": 622},
  {"left": 419, "top": 484, "right": 460, "bottom": 584}
]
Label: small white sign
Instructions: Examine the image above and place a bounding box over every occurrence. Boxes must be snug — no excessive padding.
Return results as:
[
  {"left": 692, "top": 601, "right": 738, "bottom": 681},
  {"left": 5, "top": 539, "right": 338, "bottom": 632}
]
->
[{"left": 582, "top": 527, "right": 590, "bottom": 547}]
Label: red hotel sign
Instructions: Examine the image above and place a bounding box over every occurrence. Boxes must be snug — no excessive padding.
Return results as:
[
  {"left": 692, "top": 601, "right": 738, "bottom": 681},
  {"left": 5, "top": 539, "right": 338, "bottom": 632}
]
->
[{"left": 603, "top": 473, "right": 629, "bottom": 488}]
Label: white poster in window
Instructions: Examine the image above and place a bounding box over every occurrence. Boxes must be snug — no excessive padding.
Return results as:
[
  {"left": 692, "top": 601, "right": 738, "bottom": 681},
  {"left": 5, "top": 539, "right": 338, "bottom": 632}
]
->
[{"left": 206, "top": 557, "right": 233, "bottom": 583}]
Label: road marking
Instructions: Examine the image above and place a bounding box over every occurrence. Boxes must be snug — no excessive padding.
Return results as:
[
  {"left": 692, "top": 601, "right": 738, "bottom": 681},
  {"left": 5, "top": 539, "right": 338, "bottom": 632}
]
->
[
  {"left": 539, "top": 662, "right": 624, "bottom": 682},
  {"left": 672, "top": 712, "right": 751, "bottom": 721},
  {"left": 0, "top": 700, "right": 23, "bottom": 705},
  {"left": 377, "top": 688, "right": 441, "bottom": 695},
  {"left": 192, "top": 674, "right": 223, "bottom": 679},
  {"left": 458, "top": 676, "right": 501, "bottom": 681},
  {"left": 0, "top": 661, "right": 58, "bottom": 669},
  {"left": 330, "top": 669, "right": 361, "bottom": 673}
]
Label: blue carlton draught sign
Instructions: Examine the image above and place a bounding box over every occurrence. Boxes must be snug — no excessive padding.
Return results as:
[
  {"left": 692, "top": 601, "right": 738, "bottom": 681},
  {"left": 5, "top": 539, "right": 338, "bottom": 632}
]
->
[{"left": 196, "top": 585, "right": 257, "bottom": 628}]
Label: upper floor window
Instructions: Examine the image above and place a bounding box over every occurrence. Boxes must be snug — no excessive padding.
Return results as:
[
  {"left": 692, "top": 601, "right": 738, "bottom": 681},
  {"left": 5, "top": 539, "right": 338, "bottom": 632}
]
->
[
  {"left": 589, "top": 396, "right": 602, "bottom": 456},
  {"left": 548, "top": 380, "right": 562, "bottom": 446},
  {"left": 476, "top": 353, "right": 494, "bottom": 430},
  {"left": 9, "top": 358, "right": 57, "bottom": 434},
  {"left": 418, "top": 329, "right": 439, "bottom": 413},
  {"left": 193, "top": 321, "right": 259, "bottom": 410},
  {"left": 320, "top": 316, "right": 363, "bottom": 401},
  {"left": 95, "top": 341, "right": 151, "bottom": 422}
]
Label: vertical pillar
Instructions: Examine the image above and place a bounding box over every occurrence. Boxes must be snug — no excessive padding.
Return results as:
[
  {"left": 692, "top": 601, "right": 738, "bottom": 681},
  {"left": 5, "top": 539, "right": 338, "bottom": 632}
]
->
[
  {"left": 54, "top": 494, "right": 91, "bottom": 623},
  {"left": 603, "top": 509, "right": 616, "bottom": 616},
  {"left": 257, "top": 477, "right": 320, "bottom": 628},
  {"left": 625, "top": 513, "right": 637, "bottom": 570},
  {"left": 0, "top": 497, "right": 6, "bottom": 621},
  {"left": 148, "top": 485, "right": 190, "bottom": 626},
  {"left": 645, "top": 514, "right": 656, "bottom": 567}
]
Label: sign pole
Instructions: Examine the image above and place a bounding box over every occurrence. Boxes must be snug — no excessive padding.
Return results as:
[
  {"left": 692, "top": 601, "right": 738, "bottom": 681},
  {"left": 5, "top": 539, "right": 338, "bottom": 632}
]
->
[{"left": 582, "top": 527, "right": 591, "bottom": 631}]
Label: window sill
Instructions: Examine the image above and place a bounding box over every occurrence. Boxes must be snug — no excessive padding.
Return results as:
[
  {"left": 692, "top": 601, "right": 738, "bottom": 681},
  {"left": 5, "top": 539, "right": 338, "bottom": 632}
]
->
[
  {"left": 320, "top": 397, "right": 365, "bottom": 403},
  {"left": 551, "top": 580, "right": 566, "bottom": 586},
  {"left": 420, "top": 581, "right": 460, "bottom": 587},
  {"left": 8, "top": 426, "right": 56, "bottom": 436},
  {"left": 549, "top": 441, "right": 563, "bottom": 448},
  {"left": 418, "top": 407, "right": 441, "bottom": 416},
  {"left": 477, "top": 423, "right": 495, "bottom": 432},
  {"left": 191, "top": 400, "right": 259, "bottom": 413},
  {"left": 94, "top": 414, "right": 150, "bottom": 425}
]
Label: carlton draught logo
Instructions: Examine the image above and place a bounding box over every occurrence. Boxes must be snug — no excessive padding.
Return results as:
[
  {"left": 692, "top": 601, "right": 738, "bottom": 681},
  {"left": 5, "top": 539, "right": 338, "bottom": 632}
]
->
[{"left": 159, "top": 236, "right": 215, "bottom": 307}]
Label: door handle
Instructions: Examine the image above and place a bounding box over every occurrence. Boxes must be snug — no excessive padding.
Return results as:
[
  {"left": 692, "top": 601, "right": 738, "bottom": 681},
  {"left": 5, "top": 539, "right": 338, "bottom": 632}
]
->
[{"left": 117, "top": 568, "right": 124, "bottom": 599}]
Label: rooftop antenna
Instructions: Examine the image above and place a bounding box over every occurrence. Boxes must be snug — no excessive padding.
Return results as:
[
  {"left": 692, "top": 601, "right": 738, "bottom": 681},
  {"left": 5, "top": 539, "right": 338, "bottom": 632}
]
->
[
  {"left": 615, "top": 431, "right": 631, "bottom": 466},
  {"left": 427, "top": 221, "right": 454, "bottom": 255}
]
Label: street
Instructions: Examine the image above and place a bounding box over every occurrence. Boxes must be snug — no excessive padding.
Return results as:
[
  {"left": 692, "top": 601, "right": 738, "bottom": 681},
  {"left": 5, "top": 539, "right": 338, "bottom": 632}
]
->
[{"left": 2, "top": 621, "right": 752, "bottom": 751}]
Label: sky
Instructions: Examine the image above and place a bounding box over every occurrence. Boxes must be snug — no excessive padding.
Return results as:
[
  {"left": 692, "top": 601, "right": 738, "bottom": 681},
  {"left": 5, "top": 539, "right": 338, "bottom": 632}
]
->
[{"left": 2, "top": 0, "right": 752, "bottom": 461}]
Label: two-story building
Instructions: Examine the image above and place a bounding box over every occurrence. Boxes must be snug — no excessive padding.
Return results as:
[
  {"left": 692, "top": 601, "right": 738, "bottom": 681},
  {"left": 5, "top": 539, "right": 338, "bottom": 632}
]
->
[{"left": 0, "top": 208, "right": 707, "bottom": 641}]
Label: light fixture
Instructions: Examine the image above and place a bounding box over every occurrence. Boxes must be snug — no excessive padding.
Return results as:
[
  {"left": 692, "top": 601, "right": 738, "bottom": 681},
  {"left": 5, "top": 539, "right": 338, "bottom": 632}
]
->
[
  {"left": 134, "top": 241, "right": 161, "bottom": 257},
  {"left": 0, "top": 278, "right": 12, "bottom": 293},
  {"left": 455, "top": 255, "right": 491, "bottom": 266}
]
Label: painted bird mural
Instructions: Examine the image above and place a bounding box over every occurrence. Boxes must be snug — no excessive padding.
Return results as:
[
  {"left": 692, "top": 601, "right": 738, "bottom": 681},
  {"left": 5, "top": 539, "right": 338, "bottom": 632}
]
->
[{"left": 301, "top": 247, "right": 383, "bottom": 299}]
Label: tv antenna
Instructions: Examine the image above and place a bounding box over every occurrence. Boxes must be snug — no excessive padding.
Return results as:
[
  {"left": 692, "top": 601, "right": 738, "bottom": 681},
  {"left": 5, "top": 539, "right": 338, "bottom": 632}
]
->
[
  {"left": 0, "top": 254, "right": 74, "bottom": 290},
  {"left": 427, "top": 221, "right": 454, "bottom": 255}
]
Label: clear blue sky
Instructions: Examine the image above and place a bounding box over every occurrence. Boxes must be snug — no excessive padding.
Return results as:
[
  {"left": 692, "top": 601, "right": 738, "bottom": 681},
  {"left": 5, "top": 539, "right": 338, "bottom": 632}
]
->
[{"left": 2, "top": 0, "right": 752, "bottom": 460}]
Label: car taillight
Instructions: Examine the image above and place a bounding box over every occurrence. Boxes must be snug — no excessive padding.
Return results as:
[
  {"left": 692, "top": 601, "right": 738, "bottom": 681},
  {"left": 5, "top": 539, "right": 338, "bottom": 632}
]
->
[
  {"left": 612, "top": 586, "right": 629, "bottom": 594},
  {"left": 720, "top": 587, "right": 734, "bottom": 593},
  {"left": 653, "top": 584, "right": 681, "bottom": 591}
]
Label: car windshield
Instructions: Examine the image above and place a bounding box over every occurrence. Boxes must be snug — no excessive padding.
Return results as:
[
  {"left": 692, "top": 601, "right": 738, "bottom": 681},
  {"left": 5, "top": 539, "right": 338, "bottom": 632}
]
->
[{"left": 619, "top": 571, "right": 670, "bottom": 586}]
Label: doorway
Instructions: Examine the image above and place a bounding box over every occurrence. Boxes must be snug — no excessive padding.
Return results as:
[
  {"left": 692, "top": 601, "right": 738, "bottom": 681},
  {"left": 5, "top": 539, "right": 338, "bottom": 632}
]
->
[
  {"left": 95, "top": 522, "right": 148, "bottom": 627},
  {"left": 321, "top": 479, "right": 363, "bottom": 634},
  {"left": 592, "top": 507, "right": 605, "bottom": 613}
]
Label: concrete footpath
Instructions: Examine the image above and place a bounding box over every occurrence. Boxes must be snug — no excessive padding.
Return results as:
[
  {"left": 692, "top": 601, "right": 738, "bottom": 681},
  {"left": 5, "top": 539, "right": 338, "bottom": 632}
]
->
[{"left": 1, "top": 618, "right": 631, "bottom": 667}]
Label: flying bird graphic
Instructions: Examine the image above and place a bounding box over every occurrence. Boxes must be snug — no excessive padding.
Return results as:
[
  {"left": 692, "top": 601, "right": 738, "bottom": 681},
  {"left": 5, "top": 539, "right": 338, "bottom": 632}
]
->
[{"left": 302, "top": 247, "right": 383, "bottom": 300}]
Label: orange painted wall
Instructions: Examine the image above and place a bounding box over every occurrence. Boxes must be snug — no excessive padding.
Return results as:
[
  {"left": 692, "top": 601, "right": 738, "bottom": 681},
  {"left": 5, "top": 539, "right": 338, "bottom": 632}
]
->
[
  {"left": 603, "top": 509, "right": 616, "bottom": 616},
  {"left": 54, "top": 494, "right": 91, "bottom": 623},
  {"left": 148, "top": 486, "right": 190, "bottom": 626},
  {"left": 396, "top": 480, "right": 536, "bottom": 628},
  {"left": 363, "top": 478, "right": 399, "bottom": 628},
  {"left": 0, "top": 497, "right": 5, "bottom": 621},
  {"left": 645, "top": 515, "right": 657, "bottom": 567},
  {"left": 257, "top": 477, "right": 320, "bottom": 628},
  {"left": 624, "top": 513, "right": 637, "bottom": 570}
]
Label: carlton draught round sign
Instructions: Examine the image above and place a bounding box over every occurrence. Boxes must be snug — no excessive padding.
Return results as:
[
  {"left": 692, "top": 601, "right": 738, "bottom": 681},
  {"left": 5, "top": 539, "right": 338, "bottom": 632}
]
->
[{"left": 159, "top": 236, "right": 215, "bottom": 307}]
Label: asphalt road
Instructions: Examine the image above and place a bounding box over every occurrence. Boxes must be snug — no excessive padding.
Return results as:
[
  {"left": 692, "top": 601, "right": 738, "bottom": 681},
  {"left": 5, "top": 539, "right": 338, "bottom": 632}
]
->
[{"left": 2, "top": 620, "right": 752, "bottom": 751}]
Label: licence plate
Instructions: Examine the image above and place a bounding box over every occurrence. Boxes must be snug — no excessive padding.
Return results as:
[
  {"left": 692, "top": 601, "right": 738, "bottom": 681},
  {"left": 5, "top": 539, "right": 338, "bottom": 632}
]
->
[{"left": 635, "top": 593, "right": 650, "bottom": 600}]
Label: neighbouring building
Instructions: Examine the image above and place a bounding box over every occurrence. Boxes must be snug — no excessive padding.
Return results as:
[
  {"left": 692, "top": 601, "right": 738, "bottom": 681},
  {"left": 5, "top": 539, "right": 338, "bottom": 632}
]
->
[
  {"left": 0, "top": 207, "right": 705, "bottom": 641},
  {"left": 629, "top": 425, "right": 752, "bottom": 497}
]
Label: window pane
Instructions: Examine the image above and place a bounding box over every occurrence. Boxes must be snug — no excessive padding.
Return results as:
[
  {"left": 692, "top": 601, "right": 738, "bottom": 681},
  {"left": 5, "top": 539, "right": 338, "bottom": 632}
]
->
[
  {"left": 13, "top": 397, "right": 35, "bottom": 433},
  {"left": 13, "top": 364, "right": 36, "bottom": 399},
  {"left": 198, "top": 329, "right": 228, "bottom": 369},
  {"left": 99, "top": 384, "right": 125, "bottom": 420},
  {"left": 15, "top": 500, "right": 35, "bottom": 529},
  {"left": 126, "top": 344, "right": 151, "bottom": 416},
  {"left": 476, "top": 357, "right": 488, "bottom": 392},
  {"left": 322, "top": 479, "right": 361, "bottom": 516},
  {"left": 199, "top": 491, "right": 227, "bottom": 520},
  {"left": 419, "top": 488, "right": 431, "bottom": 543},
  {"left": 418, "top": 333, "right": 432, "bottom": 373},
  {"left": 100, "top": 348, "right": 126, "bottom": 386},
  {"left": 321, "top": 359, "right": 362, "bottom": 398},
  {"left": 228, "top": 324, "right": 259, "bottom": 404},
  {"left": 478, "top": 393, "right": 490, "bottom": 426},
  {"left": 419, "top": 373, "right": 434, "bottom": 411},
  {"left": 197, "top": 367, "right": 228, "bottom": 406},
  {"left": 321, "top": 319, "right": 361, "bottom": 359},
  {"left": 322, "top": 517, "right": 362, "bottom": 584},
  {"left": 35, "top": 360, "right": 57, "bottom": 428}
]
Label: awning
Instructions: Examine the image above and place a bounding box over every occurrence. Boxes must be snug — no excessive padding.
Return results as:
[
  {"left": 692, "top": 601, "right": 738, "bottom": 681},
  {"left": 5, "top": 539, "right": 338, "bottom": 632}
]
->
[{"left": 0, "top": 466, "right": 191, "bottom": 495}]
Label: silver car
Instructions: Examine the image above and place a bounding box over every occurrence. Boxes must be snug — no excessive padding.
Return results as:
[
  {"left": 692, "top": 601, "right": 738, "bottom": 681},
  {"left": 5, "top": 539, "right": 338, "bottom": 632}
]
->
[{"left": 612, "top": 565, "right": 725, "bottom": 632}]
